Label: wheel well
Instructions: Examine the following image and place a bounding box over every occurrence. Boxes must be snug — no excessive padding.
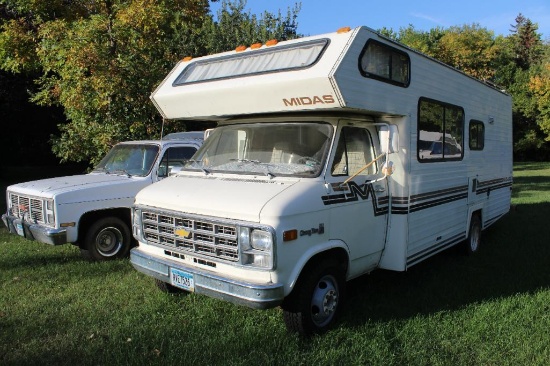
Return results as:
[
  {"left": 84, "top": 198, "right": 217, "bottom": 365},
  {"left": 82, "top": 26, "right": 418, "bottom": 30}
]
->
[
  {"left": 299, "top": 248, "right": 349, "bottom": 283},
  {"left": 78, "top": 208, "right": 132, "bottom": 245},
  {"left": 283, "top": 247, "right": 349, "bottom": 309}
]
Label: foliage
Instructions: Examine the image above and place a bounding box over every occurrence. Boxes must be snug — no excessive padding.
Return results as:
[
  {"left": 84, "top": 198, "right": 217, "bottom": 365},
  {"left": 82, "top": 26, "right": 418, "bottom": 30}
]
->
[{"left": 0, "top": 0, "right": 300, "bottom": 165}]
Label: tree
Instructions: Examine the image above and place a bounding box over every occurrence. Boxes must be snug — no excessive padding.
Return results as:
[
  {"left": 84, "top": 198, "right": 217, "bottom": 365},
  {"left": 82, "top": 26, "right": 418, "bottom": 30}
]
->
[
  {"left": 0, "top": 0, "right": 301, "bottom": 165},
  {"left": 530, "top": 50, "right": 550, "bottom": 143}
]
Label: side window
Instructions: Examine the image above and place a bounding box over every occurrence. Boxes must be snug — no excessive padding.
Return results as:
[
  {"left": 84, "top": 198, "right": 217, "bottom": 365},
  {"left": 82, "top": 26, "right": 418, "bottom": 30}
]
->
[
  {"left": 417, "top": 98, "right": 464, "bottom": 162},
  {"left": 159, "top": 146, "right": 197, "bottom": 177},
  {"left": 359, "top": 39, "right": 410, "bottom": 87},
  {"left": 469, "top": 120, "right": 485, "bottom": 150},
  {"left": 331, "top": 127, "right": 376, "bottom": 177}
]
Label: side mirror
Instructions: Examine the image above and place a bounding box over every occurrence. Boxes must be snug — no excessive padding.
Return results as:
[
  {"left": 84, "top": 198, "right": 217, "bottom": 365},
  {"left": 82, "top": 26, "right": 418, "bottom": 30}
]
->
[{"left": 378, "top": 125, "right": 399, "bottom": 154}]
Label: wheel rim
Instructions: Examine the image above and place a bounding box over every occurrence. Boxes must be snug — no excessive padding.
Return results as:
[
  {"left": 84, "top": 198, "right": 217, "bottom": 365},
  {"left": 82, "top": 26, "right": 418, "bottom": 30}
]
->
[
  {"left": 310, "top": 274, "right": 339, "bottom": 327},
  {"left": 95, "top": 227, "right": 124, "bottom": 257}
]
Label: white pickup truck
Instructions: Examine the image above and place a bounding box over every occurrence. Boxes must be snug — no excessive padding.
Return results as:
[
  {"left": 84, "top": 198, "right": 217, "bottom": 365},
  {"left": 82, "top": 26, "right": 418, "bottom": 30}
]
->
[{"left": 2, "top": 131, "right": 204, "bottom": 260}]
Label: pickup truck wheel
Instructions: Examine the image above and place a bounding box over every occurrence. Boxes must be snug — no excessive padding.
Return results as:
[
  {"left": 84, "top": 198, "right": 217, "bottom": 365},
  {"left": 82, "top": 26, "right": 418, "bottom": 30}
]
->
[
  {"left": 282, "top": 259, "right": 345, "bottom": 336},
  {"left": 80, "top": 217, "right": 131, "bottom": 260},
  {"left": 464, "top": 214, "right": 481, "bottom": 255}
]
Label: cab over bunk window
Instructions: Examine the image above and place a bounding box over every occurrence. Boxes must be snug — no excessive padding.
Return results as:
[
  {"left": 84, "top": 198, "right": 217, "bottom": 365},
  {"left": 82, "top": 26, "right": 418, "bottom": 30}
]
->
[
  {"left": 173, "top": 39, "right": 328, "bottom": 85},
  {"left": 359, "top": 39, "right": 410, "bottom": 87},
  {"left": 469, "top": 120, "right": 485, "bottom": 150},
  {"left": 417, "top": 98, "right": 464, "bottom": 162}
]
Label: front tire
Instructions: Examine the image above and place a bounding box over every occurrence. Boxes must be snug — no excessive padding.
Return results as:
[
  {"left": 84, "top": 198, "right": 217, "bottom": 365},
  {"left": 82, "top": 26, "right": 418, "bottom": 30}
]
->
[
  {"left": 282, "top": 259, "right": 345, "bottom": 336},
  {"left": 80, "top": 217, "right": 132, "bottom": 260},
  {"left": 464, "top": 214, "right": 481, "bottom": 255}
]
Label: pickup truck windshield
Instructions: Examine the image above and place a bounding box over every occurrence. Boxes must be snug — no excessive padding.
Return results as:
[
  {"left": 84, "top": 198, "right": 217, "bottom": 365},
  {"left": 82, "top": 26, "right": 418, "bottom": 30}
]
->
[
  {"left": 185, "top": 123, "right": 332, "bottom": 177},
  {"left": 94, "top": 144, "right": 159, "bottom": 177}
]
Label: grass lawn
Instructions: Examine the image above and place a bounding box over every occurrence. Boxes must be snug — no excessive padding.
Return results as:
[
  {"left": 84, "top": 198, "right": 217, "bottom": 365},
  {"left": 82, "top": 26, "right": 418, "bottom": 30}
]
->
[{"left": 1, "top": 162, "right": 550, "bottom": 365}]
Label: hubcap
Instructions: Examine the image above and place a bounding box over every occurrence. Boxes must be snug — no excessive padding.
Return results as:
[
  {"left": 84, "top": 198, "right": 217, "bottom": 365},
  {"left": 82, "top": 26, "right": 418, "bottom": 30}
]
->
[
  {"left": 95, "top": 227, "right": 123, "bottom": 257},
  {"left": 310, "top": 274, "right": 339, "bottom": 327}
]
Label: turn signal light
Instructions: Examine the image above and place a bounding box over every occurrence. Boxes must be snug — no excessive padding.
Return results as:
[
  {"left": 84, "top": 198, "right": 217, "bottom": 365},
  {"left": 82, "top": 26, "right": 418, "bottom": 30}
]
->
[{"left": 283, "top": 229, "right": 298, "bottom": 242}]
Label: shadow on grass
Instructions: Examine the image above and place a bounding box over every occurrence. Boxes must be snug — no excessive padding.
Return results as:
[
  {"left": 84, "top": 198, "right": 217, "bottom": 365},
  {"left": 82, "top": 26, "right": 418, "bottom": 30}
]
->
[
  {"left": 0, "top": 230, "right": 131, "bottom": 279},
  {"left": 341, "top": 202, "right": 550, "bottom": 329}
]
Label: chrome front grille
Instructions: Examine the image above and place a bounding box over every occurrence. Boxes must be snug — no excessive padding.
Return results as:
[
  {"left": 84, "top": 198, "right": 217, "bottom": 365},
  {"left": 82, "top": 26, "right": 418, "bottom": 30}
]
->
[
  {"left": 9, "top": 193, "right": 46, "bottom": 223},
  {"left": 141, "top": 210, "right": 239, "bottom": 262}
]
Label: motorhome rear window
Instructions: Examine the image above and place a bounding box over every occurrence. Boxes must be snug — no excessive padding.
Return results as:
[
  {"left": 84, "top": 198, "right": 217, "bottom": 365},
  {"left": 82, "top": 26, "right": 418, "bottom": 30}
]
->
[
  {"left": 173, "top": 39, "right": 329, "bottom": 86},
  {"left": 359, "top": 39, "right": 410, "bottom": 87}
]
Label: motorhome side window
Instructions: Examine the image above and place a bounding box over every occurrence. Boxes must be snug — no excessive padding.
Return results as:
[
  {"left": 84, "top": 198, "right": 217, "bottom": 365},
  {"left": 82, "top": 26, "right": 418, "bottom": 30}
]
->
[
  {"left": 469, "top": 120, "right": 485, "bottom": 150},
  {"left": 417, "top": 98, "right": 464, "bottom": 162},
  {"left": 331, "top": 127, "right": 376, "bottom": 176},
  {"left": 359, "top": 40, "right": 410, "bottom": 87}
]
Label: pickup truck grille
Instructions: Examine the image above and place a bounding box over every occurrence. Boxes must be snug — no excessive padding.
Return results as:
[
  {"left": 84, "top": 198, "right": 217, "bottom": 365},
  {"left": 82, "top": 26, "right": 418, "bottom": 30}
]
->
[
  {"left": 9, "top": 193, "right": 46, "bottom": 223},
  {"left": 140, "top": 210, "right": 239, "bottom": 262}
]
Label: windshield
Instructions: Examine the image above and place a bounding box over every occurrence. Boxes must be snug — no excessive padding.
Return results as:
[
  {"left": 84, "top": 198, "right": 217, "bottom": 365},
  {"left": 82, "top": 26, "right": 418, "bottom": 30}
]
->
[
  {"left": 93, "top": 144, "right": 159, "bottom": 177},
  {"left": 185, "top": 122, "right": 333, "bottom": 177}
]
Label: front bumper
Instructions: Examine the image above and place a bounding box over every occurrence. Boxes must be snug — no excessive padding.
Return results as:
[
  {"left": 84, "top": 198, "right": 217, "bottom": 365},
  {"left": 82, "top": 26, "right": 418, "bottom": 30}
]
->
[
  {"left": 130, "top": 247, "right": 285, "bottom": 309},
  {"left": 2, "top": 214, "right": 68, "bottom": 245}
]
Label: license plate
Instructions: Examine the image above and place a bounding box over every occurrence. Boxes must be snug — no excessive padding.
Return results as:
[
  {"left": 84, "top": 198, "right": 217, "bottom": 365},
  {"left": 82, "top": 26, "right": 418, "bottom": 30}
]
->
[
  {"left": 170, "top": 268, "right": 194, "bottom": 292},
  {"left": 15, "top": 223, "right": 25, "bottom": 237}
]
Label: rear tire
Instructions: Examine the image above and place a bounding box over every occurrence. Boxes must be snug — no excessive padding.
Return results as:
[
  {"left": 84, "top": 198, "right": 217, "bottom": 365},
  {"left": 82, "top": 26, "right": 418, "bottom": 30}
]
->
[
  {"left": 282, "top": 259, "right": 345, "bottom": 336},
  {"left": 80, "top": 217, "right": 132, "bottom": 260},
  {"left": 464, "top": 214, "right": 481, "bottom": 255}
]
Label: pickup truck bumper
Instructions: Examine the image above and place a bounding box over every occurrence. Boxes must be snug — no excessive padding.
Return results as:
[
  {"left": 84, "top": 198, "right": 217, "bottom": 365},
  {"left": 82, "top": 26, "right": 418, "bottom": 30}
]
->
[
  {"left": 2, "top": 214, "right": 68, "bottom": 245},
  {"left": 130, "top": 247, "right": 285, "bottom": 309}
]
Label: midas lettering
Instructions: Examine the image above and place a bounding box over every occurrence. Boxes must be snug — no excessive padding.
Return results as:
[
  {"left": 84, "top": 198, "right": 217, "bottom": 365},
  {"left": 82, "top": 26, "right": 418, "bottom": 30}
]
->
[{"left": 283, "top": 95, "right": 335, "bottom": 107}]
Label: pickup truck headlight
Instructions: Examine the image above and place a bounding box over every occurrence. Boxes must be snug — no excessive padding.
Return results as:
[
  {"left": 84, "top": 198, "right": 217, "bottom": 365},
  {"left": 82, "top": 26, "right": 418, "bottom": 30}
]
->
[
  {"left": 132, "top": 208, "right": 143, "bottom": 241},
  {"left": 45, "top": 199, "right": 55, "bottom": 226},
  {"left": 239, "top": 227, "right": 273, "bottom": 269}
]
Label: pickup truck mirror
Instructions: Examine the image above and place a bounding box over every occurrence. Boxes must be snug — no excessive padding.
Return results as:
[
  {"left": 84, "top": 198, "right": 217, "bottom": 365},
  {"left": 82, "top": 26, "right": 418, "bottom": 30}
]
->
[{"left": 378, "top": 125, "right": 399, "bottom": 154}]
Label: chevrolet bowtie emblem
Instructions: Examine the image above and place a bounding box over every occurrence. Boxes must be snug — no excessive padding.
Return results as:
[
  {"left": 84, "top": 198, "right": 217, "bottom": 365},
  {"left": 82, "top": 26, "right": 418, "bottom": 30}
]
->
[{"left": 174, "top": 227, "right": 192, "bottom": 239}]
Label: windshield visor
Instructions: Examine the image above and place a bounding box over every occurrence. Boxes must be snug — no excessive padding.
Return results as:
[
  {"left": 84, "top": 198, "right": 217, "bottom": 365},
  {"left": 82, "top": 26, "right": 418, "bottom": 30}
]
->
[
  {"left": 186, "top": 123, "right": 333, "bottom": 177},
  {"left": 94, "top": 144, "right": 159, "bottom": 177}
]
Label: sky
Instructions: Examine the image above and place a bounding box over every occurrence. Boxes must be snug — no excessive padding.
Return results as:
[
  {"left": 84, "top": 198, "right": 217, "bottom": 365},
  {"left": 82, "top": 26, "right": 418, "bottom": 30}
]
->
[{"left": 211, "top": 0, "right": 550, "bottom": 40}]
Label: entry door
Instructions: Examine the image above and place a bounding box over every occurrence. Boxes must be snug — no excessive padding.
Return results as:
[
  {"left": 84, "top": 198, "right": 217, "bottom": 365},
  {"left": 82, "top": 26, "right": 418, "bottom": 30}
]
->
[{"left": 324, "top": 123, "right": 389, "bottom": 265}]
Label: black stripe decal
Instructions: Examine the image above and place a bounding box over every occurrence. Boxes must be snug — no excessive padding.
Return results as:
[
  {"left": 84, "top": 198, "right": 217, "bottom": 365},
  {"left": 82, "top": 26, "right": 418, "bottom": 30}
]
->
[
  {"left": 407, "top": 232, "right": 465, "bottom": 266},
  {"left": 322, "top": 176, "right": 512, "bottom": 216}
]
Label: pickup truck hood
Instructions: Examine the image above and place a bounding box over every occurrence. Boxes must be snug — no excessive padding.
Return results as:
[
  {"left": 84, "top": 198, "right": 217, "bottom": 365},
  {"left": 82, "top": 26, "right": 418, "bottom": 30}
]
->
[
  {"left": 7, "top": 173, "right": 151, "bottom": 204},
  {"left": 135, "top": 174, "right": 298, "bottom": 222}
]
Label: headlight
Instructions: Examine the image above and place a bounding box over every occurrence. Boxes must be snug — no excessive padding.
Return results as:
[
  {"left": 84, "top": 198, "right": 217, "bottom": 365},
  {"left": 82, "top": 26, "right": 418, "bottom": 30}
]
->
[
  {"left": 239, "top": 227, "right": 274, "bottom": 269},
  {"left": 45, "top": 199, "right": 55, "bottom": 225},
  {"left": 251, "top": 230, "right": 272, "bottom": 251},
  {"left": 132, "top": 209, "right": 143, "bottom": 241}
]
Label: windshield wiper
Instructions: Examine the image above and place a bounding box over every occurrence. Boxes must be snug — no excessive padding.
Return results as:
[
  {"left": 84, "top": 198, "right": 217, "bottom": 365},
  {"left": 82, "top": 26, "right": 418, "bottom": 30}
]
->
[
  {"left": 109, "top": 169, "right": 131, "bottom": 177},
  {"left": 230, "top": 159, "right": 275, "bottom": 178}
]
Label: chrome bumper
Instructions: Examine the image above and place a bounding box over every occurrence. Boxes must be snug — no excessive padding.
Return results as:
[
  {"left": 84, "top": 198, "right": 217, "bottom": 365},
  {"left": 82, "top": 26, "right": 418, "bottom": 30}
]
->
[
  {"left": 130, "top": 247, "right": 284, "bottom": 309},
  {"left": 2, "top": 214, "right": 68, "bottom": 246}
]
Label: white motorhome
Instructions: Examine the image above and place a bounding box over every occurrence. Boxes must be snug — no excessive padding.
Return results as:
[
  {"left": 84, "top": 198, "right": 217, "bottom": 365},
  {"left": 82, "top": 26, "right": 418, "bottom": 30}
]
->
[
  {"left": 2, "top": 132, "right": 204, "bottom": 260},
  {"left": 130, "top": 26, "right": 512, "bottom": 335}
]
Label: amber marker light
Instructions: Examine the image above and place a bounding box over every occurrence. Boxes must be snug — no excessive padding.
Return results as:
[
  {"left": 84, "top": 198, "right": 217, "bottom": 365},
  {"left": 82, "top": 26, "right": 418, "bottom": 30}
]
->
[
  {"left": 283, "top": 229, "right": 298, "bottom": 242},
  {"left": 235, "top": 45, "right": 247, "bottom": 52},
  {"left": 265, "top": 39, "right": 278, "bottom": 47},
  {"left": 250, "top": 43, "right": 262, "bottom": 49},
  {"left": 182, "top": 56, "right": 193, "bottom": 62},
  {"left": 337, "top": 26, "right": 351, "bottom": 34}
]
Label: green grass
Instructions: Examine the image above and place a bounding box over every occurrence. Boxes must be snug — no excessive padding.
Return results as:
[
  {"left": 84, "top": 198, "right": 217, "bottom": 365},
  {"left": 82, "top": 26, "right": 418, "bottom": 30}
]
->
[{"left": 1, "top": 162, "right": 550, "bottom": 365}]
